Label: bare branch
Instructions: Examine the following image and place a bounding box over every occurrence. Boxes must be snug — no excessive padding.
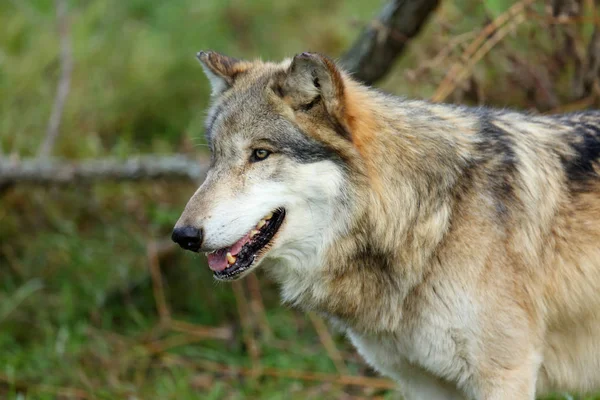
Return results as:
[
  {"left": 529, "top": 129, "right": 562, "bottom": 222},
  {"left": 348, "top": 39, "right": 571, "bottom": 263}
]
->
[
  {"left": 340, "top": 0, "right": 440, "bottom": 85},
  {"left": 308, "top": 312, "right": 349, "bottom": 376},
  {"left": 0, "top": 156, "right": 209, "bottom": 186},
  {"left": 430, "top": 1, "right": 531, "bottom": 103},
  {"left": 38, "top": 0, "right": 73, "bottom": 159}
]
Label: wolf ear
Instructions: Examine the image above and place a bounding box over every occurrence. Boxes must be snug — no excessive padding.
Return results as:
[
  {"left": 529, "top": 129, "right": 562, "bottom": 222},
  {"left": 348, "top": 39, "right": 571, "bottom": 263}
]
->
[
  {"left": 283, "top": 52, "right": 346, "bottom": 124},
  {"left": 196, "top": 51, "right": 250, "bottom": 96}
]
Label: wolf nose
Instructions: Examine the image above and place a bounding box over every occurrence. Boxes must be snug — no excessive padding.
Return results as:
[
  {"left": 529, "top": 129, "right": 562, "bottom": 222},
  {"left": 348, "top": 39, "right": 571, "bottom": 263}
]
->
[{"left": 171, "top": 226, "right": 203, "bottom": 252}]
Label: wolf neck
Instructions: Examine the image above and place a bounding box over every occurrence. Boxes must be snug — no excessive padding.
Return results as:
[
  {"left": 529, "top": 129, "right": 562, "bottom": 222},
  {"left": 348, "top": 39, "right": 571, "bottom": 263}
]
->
[{"left": 281, "top": 82, "right": 478, "bottom": 333}]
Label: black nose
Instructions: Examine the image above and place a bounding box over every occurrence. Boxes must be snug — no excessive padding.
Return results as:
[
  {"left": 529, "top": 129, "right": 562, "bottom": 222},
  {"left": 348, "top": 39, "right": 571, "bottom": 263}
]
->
[{"left": 171, "top": 226, "right": 203, "bottom": 252}]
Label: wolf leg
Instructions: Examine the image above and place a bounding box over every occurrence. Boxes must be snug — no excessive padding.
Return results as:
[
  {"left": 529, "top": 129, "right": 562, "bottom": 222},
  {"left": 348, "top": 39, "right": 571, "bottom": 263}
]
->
[
  {"left": 473, "top": 381, "right": 536, "bottom": 400},
  {"left": 397, "top": 364, "right": 466, "bottom": 400},
  {"left": 469, "top": 360, "right": 539, "bottom": 400}
]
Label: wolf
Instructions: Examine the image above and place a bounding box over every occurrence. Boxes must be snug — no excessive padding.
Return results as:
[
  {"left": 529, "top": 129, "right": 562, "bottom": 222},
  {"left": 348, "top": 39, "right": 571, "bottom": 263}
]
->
[{"left": 171, "top": 50, "right": 600, "bottom": 399}]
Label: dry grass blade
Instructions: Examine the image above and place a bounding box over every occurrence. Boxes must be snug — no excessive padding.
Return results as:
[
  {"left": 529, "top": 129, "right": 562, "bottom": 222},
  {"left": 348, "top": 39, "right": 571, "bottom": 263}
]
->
[
  {"left": 308, "top": 312, "right": 349, "bottom": 375},
  {"left": 144, "top": 333, "right": 219, "bottom": 354},
  {"left": 170, "top": 319, "right": 233, "bottom": 341},
  {"left": 431, "top": 0, "right": 535, "bottom": 103},
  {"left": 38, "top": 0, "right": 73, "bottom": 159},
  {"left": 0, "top": 279, "right": 43, "bottom": 324},
  {"left": 232, "top": 281, "right": 262, "bottom": 377}
]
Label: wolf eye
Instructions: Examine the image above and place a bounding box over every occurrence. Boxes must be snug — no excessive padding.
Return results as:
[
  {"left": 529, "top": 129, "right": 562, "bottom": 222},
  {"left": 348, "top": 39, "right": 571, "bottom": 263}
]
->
[{"left": 251, "top": 148, "right": 271, "bottom": 162}]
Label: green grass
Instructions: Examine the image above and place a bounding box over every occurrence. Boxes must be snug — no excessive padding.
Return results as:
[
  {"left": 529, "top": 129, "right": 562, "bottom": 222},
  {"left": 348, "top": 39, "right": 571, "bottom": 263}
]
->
[{"left": 2, "top": 0, "right": 600, "bottom": 398}]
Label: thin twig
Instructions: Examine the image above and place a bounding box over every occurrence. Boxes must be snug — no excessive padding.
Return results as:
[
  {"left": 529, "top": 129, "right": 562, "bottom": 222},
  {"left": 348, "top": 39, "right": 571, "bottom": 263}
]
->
[
  {"left": 38, "top": 0, "right": 73, "bottom": 159},
  {"left": 546, "top": 94, "right": 597, "bottom": 114},
  {"left": 147, "top": 242, "right": 171, "bottom": 324},
  {"left": 232, "top": 281, "right": 262, "bottom": 377},
  {"left": 246, "top": 274, "right": 273, "bottom": 340},
  {"left": 161, "top": 355, "right": 396, "bottom": 390},
  {"left": 570, "top": 0, "right": 600, "bottom": 100},
  {"left": 431, "top": 0, "right": 533, "bottom": 102},
  {"left": 308, "top": 312, "right": 349, "bottom": 376},
  {"left": 405, "top": 31, "right": 477, "bottom": 80},
  {"left": 525, "top": 11, "right": 600, "bottom": 24}
]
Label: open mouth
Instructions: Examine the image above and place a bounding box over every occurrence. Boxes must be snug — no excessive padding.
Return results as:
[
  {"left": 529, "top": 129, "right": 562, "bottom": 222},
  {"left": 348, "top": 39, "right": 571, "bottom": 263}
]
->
[{"left": 206, "top": 208, "right": 286, "bottom": 280}]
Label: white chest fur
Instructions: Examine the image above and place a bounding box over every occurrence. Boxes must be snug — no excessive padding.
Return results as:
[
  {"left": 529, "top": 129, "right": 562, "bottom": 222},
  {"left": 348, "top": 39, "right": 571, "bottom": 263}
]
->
[{"left": 346, "top": 328, "right": 468, "bottom": 400}]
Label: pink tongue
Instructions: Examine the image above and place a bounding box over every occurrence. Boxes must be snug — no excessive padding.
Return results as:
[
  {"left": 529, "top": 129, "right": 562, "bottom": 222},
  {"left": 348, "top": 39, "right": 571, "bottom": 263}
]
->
[
  {"left": 229, "top": 233, "right": 249, "bottom": 255},
  {"left": 207, "top": 249, "right": 228, "bottom": 272},
  {"left": 206, "top": 233, "right": 252, "bottom": 272}
]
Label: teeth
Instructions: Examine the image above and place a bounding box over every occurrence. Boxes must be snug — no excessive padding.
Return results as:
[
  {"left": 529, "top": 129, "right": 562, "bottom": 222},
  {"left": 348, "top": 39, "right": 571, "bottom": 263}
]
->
[
  {"left": 257, "top": 219, "right": 266, "bottom": 229},
  {"left": 265, "top": 212, "right": 273, "bottom": 220},
  {"left": 226, "top": 252, "right": 236, "bottom": 265},
  {"left": 250, "top": 230, "right": 259, "bottom": 238}
]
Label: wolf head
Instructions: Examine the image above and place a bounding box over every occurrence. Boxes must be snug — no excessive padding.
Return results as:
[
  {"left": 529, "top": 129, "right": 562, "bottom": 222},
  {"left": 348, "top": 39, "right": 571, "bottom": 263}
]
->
[{"left": 172, "top": 51, "right": 368, "bottom": 281}]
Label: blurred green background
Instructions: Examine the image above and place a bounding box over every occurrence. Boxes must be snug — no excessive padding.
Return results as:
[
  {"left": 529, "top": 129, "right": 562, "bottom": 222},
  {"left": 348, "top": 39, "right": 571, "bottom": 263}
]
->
[{"left": 2, "top": 0, "right": 600, "bottom": 398}]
